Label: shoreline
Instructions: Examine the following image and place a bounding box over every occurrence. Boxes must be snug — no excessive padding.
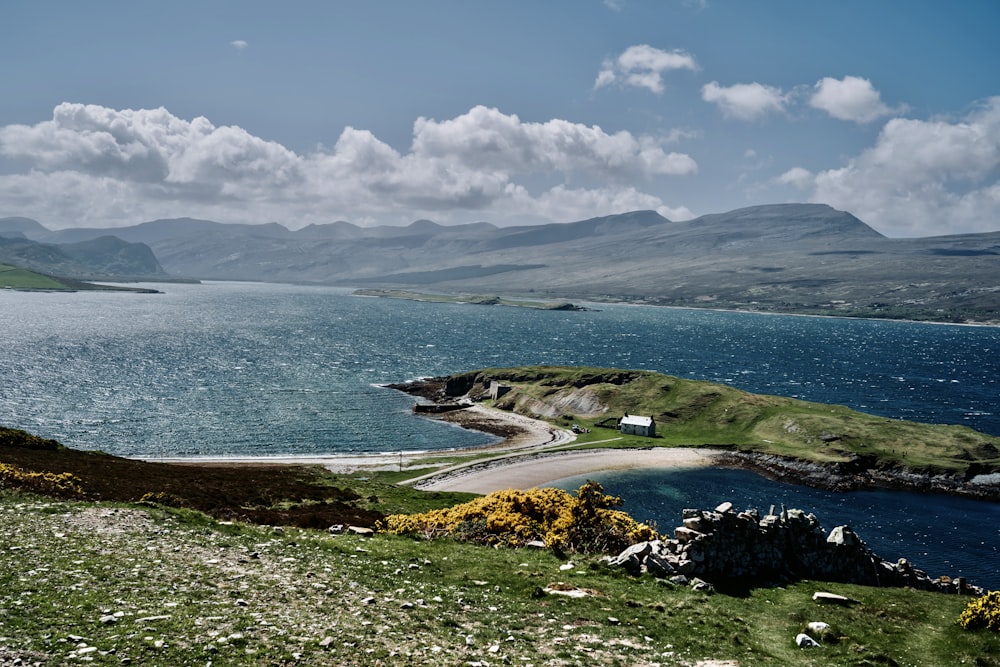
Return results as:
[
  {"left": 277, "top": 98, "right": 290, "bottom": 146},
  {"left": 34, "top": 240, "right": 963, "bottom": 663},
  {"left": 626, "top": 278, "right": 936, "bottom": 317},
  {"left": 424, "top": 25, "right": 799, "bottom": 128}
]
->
[{"left": 157, "top": 402, "right": 718, "bottom": 491}]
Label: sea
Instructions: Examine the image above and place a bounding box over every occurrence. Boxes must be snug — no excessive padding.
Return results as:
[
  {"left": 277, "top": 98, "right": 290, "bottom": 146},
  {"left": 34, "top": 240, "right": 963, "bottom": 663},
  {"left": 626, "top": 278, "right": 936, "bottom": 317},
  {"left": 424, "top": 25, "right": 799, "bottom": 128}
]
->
[{"left": 2, "top": 281, "right": 998, "bottom": 587}]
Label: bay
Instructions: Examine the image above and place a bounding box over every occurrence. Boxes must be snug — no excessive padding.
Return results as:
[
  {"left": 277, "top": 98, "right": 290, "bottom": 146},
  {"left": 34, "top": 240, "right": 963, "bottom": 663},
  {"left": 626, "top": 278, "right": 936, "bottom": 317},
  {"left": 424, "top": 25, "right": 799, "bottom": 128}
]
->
[{"left": 2, "top": 281, "right": 997, "bottom": 458}]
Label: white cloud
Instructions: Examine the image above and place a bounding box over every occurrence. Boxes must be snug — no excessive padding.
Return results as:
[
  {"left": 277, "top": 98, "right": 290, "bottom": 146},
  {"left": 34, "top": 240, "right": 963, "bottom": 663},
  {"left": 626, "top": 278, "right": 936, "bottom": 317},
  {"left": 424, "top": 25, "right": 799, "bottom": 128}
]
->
[
  {"left": 701, "top": 81, "right": 788, "bottom": 120},
  {"left": 230, "top": 40, "right": 248, "bottom": 51},
  {"left": 0, "top": 103, "right": 695, "bottom": 228},
  {"left": 776, "top": 167, "right": 813, "bottom": 189},
  {"left": 809, "top": 76, "right": 895, "bottom": 124},
  {"left": 781, "top": 97, "right": 1000, "bottom": 236},
  {"left": 603, "top": 0, "right": 625, "bottom": 11},
  {"left": 594, "top": 45, "right": 698, "bottom": 94}
]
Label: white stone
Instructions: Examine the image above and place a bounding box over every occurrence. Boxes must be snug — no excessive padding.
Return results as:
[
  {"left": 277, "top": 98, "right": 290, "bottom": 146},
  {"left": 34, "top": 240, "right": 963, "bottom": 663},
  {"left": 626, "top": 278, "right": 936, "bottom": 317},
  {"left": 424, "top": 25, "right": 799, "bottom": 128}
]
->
[{"left": 795, "top": 633, "right": 820, "bottom": 648}]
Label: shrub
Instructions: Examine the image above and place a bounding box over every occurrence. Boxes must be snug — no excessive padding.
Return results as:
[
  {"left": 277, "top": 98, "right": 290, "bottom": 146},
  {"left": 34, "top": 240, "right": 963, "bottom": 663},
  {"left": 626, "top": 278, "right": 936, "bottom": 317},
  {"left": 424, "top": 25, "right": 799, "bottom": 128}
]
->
[
  {"left": 958, "top": 590, "right": 1000, "bottom": 632},
  {"left": 0, "top": 427, "right": 63, "bottom": 451},
  {"left": 138, "top": 491, "right": 189, "bottom": 508},
  {"left": 0, "top": 462, "right": 83, "bottom": 497},
  {"left": 379, "top": 480, "right": 656, "bottom": 553}
]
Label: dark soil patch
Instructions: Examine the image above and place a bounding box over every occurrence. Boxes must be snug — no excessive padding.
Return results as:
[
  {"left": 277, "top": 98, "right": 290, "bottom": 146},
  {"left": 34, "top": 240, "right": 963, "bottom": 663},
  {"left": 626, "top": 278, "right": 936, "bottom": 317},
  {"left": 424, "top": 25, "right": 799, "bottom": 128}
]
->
[{"left": 0, "top": 427, "right": 382, "bottom": 529}]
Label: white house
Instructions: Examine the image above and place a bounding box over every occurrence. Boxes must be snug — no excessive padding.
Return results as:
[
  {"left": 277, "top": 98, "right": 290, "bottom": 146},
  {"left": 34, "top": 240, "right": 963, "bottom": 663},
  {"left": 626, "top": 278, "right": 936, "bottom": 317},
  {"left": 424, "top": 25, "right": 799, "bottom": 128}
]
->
[{"left": 619, "top": 414, "right": 656, "bottom": 437}]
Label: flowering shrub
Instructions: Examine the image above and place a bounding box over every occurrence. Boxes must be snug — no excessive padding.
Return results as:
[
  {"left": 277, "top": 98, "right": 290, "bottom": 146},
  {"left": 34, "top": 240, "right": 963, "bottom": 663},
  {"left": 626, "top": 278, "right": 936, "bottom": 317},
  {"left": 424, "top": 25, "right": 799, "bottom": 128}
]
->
[
  {"left": 0, "top": 462, "right": 83, "bottom": 497},
  {"left": 379, "top": 480, "right": 656, "bottom": 553},
  {"left": 958, "top": 590, "right": 1000, "bottom": 632}
]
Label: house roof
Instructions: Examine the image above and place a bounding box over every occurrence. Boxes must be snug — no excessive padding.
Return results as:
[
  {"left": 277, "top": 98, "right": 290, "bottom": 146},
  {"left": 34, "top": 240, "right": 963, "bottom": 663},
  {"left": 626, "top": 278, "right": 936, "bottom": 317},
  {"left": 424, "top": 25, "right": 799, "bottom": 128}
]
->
[{"left": 620, "top": 415, "right": 654, "bottom": 427}]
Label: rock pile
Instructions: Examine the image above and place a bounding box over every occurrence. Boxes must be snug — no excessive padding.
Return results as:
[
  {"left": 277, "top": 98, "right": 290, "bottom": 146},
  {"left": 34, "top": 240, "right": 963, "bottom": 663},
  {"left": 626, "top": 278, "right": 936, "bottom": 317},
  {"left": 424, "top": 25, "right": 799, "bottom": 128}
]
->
[{"left": 608, "top": 502, "right": 980, "bottom": 594}]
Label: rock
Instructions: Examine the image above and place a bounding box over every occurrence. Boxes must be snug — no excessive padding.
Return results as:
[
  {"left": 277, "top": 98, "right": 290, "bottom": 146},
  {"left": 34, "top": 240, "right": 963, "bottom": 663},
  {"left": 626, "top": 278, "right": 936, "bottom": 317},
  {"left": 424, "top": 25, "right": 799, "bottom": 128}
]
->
[
  {"left": 347, "top": 526, "right": 374, "bottom": 537},
  {"left": 807, "top": 621, "right": 831, "bottom": 634},
  {"left": 795, "top": 633, "right": 821, "bottom": 648},
  {"left": 674, "top": 526, "right": 701, "bottom": 543},
  {"left": 644, "top": 552, "right": 677, "bottom": 577},
  {"left": 525, "top": 540, "right": 547, "bottom": 549},
  {"left": 607, "top": 503, "right": 977, "bottom": 595},
  {"left": 99, "top": 614, "right": 118, "bottom": 624},
  {"left": 812, "top": 592, "right": 857, "bottom": 606},
  {"left": 690, "top": 577, "right": 714, "bottom": 593},
  {"left": 607, "top": 541, "right": 653, "bottom": 574},
  {"left": 826, "top": 525, "right": 859, "bottom": 547}
]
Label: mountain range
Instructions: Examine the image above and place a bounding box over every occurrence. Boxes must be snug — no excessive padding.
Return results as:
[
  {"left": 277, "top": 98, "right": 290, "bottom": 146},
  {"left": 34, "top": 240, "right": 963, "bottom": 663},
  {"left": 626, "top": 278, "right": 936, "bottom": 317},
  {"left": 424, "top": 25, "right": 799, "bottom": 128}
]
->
[{"left": 2, "top": 203, "right": 998, "bottom": 322}]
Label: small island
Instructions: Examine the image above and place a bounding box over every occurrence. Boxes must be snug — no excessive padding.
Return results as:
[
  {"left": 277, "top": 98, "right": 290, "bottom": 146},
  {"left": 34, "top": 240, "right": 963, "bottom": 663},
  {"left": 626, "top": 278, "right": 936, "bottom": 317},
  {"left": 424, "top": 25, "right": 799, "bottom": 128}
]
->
[{"left": 353, "top": 288, "right": 592, "bottom": 310}]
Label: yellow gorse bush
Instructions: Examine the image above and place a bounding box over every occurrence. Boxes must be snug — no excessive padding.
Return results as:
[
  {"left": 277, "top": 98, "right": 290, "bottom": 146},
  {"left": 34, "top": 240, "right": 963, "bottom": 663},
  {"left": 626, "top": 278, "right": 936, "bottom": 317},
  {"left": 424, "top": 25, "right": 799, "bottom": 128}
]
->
[
  {"left": 380, "top": 480, "right": 657, "bottom": 553},
  {"left": 958, "top": 590, "right": 1000, "bottom": 632},
  {"left": 0, "top": 462, "right": 83, "bottom": 497}
]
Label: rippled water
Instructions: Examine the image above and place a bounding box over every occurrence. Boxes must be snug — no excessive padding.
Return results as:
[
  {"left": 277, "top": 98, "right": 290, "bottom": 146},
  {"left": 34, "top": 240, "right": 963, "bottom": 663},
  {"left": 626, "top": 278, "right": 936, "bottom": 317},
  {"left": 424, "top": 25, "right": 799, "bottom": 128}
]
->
[{"left": 2, "top": 281, "right": 997, "bottom": 458}]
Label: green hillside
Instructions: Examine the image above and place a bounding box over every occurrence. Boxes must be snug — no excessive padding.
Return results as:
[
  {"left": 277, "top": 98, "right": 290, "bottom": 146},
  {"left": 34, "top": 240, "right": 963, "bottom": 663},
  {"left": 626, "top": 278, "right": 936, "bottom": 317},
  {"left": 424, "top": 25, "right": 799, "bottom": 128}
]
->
[
  {"left": 0, "top": 263, "right": 70, "bottom": 289},
  {"left": 451, "top": 366, "right": 1000, "bottom": 476}
]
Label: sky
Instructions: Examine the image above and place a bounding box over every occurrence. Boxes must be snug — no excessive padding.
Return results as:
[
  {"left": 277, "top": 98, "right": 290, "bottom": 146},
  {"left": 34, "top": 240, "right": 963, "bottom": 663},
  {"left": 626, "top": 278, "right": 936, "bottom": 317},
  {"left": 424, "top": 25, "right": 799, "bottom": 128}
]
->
[{"left": 1, "top": 1, "right": 998, "bottom": 237}]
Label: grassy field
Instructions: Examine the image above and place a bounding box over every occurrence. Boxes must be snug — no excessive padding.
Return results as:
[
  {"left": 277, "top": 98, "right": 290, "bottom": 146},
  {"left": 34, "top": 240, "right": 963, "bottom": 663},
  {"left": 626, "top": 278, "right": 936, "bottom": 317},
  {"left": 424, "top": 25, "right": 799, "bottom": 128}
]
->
[
  {"left": 2, "top": 490, "right": 998, "bottom": 666},
  {"left": 0, "top": 263, "right": 70, "bottom": 289}
]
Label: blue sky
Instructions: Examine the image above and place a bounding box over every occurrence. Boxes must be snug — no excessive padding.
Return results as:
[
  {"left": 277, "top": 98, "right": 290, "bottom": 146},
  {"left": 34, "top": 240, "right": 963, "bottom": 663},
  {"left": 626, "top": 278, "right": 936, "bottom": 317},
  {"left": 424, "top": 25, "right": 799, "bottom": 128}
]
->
[{"left": 1, "top": 1, "right": 998, "bottom": 236}]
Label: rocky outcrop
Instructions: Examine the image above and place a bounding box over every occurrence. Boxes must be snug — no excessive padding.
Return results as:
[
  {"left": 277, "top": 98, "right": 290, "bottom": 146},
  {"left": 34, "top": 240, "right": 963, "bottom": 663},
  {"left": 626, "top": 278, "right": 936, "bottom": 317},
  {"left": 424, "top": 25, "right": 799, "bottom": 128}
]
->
[
  {"left": 608, "top": 502, "right": 981, "bottom": 595},
  {"left": 717, "top": 451, "right": 1000, "bottom": 501}
]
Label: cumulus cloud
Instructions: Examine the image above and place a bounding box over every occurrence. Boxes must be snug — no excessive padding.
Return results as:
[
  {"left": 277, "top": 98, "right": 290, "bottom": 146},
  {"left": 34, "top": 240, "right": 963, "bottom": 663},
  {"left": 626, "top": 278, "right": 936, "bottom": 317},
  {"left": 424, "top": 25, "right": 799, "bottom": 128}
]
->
[
  {"left": 230, "top": 40, "right": 248, "bottom": 51},
  {"left": 701, "top": 81, "right": 788, "bottom": 120},
  {"left": 809, "top": 76, "right": 895, "bottom": 123},
  {"left": 776, "top": 166, "right": 813, "bottom": 190},
  {"left": 594, "top": 45, "right": 698, "bottom": 94},
  {"left": 779, "top": 97, "right": 1000, "bottom": 236},
  {"left": 0, "top": 103, "right": 696, "bottom": 228}
]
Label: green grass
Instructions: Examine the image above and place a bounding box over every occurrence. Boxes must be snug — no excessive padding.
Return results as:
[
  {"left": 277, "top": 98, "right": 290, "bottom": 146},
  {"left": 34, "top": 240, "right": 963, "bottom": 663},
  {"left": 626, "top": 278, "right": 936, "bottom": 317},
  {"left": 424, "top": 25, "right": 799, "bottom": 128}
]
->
[
  {"left": 467, "top": 365, "right": 1000, "bottom": 477},
  {"left": 0, "top": 263, "right": 70, "bottom": 289},
  {"left": 1, "top": 489, "right": 997, "bottom": 666}
]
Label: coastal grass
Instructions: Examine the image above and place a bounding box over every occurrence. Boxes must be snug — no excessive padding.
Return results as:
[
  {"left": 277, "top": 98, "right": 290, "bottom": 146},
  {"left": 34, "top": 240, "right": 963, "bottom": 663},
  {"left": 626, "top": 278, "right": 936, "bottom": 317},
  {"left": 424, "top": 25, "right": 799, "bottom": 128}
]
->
[
  {"left": 2, "top": 489, "right": 997, "bottom": 666},
  {"left": 471, "top": 366, "right": 1000, "bottom": 476},
  {"left": 0, "top": 263, "right": 69, "bottom": 289}
]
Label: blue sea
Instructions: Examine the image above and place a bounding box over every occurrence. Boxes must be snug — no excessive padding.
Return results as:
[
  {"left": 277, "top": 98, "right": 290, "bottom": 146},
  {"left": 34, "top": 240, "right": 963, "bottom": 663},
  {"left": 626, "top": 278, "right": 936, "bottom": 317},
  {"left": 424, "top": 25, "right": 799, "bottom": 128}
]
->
[{"left": 2, "top": 281, "right": 998, "bottom": 586}]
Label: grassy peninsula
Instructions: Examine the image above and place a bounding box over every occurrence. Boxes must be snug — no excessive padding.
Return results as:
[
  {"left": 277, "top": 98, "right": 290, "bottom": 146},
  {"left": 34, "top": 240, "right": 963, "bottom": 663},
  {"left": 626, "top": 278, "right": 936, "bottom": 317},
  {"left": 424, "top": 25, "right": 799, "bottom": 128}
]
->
[
  {"left": 400, "top": 366, "right": 1000, "bottom": 493},
  {"left": 0, "top": 263, "right": 161, "bottom": 293}
]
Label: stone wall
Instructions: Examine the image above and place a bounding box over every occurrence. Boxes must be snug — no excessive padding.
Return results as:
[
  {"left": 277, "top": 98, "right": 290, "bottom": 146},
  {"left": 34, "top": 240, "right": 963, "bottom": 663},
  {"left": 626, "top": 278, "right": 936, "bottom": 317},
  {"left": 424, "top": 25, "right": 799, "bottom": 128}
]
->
[{"left": 609, "top": 502, "right": 979, "bottom": 595}]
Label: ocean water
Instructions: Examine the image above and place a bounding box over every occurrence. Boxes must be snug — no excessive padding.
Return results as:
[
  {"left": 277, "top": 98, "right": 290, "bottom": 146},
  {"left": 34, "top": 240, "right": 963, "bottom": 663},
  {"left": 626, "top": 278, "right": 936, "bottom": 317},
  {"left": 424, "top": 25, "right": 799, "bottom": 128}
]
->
[
  {"left": 2, "top": 281, "right": 997, "bottom": 457},
  {"left": 2, "top": 280, "right": 998, "bottom": 586}
]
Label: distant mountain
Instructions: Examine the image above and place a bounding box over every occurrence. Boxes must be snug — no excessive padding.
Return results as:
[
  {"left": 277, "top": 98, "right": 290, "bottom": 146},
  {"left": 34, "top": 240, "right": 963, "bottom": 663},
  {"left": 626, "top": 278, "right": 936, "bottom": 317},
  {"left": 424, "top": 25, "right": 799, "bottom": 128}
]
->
[
  {"left": 0, "top": 224, "right": 166, "bottom": 280},
  {"left": 0, "top": 216, "right": 50, "bottom": 239},
  {"left": 4, "top": 204, "right": 999, "bottom": 322}
]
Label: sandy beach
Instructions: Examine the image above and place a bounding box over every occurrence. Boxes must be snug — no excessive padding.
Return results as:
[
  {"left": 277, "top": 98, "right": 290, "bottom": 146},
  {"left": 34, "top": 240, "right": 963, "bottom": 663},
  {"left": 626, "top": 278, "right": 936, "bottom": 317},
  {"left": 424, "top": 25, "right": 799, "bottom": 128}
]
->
[
  {"left": 410, "top": 447, "right": 717, "bottom": 494},
  {"left": 160, "top": 403, "right": 715, "bottom": 493}
]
